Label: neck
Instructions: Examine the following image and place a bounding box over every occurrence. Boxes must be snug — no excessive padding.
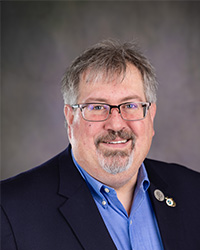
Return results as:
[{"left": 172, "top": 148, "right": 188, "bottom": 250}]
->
[{"left": 115, "top": 180, "right": 137, "bottom": 216}]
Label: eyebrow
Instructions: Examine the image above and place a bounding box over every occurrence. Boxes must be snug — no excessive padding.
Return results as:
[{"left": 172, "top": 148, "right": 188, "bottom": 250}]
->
[{"left": 84, "top": 95, "right": 144, "bottom": 103}]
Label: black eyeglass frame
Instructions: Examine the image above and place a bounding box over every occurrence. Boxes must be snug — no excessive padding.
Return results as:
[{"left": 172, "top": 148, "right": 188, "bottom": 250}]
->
[{"left": 71, "top": 102, "right": 151, "bottom": 122}]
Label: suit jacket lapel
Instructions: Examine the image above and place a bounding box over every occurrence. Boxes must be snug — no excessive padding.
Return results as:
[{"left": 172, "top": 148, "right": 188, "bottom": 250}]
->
[
  {"left": 145, "top": 159, "right": 184, "bottom": 250},
  {"left": 58, "top": 147, "right": 117, "bottom": 250}
]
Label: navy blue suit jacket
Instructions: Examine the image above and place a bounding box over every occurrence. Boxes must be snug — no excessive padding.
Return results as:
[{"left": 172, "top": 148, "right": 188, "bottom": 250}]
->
[{"left": 1, "top": 145, "right": 200, "bottom": 250}]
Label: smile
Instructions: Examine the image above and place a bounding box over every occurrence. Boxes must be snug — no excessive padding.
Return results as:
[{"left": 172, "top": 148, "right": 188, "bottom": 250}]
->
[{"left": 106, "top": 140, "right": 128, "bottom": 144}]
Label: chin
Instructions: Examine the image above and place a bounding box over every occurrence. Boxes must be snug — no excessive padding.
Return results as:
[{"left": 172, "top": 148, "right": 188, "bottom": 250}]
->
[{"left": 97, "top": 151, "right": 134, "bottom": 175}]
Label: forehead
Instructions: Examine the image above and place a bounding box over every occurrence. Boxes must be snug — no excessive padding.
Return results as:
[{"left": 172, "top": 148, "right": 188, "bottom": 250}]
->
[{"left": 78, "top": 64, "right": 145, "bottom": 103}]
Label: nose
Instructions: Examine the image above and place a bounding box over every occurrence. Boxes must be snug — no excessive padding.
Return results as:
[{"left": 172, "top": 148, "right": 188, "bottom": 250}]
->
[{"left": 104, "top": 108, "right": 127, "bottom": 131}]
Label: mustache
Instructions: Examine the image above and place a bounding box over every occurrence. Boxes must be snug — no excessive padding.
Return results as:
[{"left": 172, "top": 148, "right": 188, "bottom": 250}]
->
[{"left": 95, "top": 129, "right": 136, "bottom": 147}]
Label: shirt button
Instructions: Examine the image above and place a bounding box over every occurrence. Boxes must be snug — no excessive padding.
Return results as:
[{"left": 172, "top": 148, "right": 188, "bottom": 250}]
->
[
  {"left": 130, "top": 220, "right": 133, "bottom": 225},
  {"left": 104, "top": 188, "right": 110, "bottom": 193},
  {"left": 102, "top": 200, "right": 107, "bottom": 206}
]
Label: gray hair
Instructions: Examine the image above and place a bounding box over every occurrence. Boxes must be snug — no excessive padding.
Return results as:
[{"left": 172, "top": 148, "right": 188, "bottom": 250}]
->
[{"left": 61, "top": 39, "right": 158, "bottom": 105}]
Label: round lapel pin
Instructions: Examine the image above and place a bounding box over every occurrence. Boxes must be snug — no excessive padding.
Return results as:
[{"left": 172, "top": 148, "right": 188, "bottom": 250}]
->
[{"left": 154, "top": 189, "right": 165, "bottom": 201}]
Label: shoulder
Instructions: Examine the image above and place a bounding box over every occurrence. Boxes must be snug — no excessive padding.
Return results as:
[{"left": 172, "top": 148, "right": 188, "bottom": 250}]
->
[
  {"left": 1, "top": 151, "right": 60, "bottom": 185},
  {"left": 145, "top": 158, "right": 200, "bottom": 188},
  {"left": 0, "top": 149, "right": 69, "bottom": 203},
  {"left": 145, "top": 158, "right": 200, "bottom": 176}
]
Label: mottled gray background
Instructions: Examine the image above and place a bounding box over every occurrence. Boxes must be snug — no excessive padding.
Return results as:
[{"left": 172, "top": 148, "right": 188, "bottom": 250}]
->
[{"left": 1, "top": 1, "right": 200, "bottom": 180}]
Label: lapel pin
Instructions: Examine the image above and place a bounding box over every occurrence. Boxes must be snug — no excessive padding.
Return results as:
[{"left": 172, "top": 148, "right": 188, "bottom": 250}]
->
[
  {"left": 154, "top": 189, "right": 176, "bottom": 207},
  {"left": 165, "top": 197, "right": 176, "bottom": 207},
  {"left": 154, "top": 189, "right": 165, "bottom": 201}
]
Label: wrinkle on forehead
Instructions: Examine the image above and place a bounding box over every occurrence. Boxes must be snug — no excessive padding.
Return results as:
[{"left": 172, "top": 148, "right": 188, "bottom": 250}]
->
[{"left": 80, "top": 66, "right": 126, "bottom": 86}]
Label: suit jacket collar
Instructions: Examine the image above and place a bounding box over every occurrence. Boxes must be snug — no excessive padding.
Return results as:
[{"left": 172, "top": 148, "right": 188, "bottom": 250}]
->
[
  {"left": 145, "top": 159, "right": 184, "bottom": 250},
  {"left": 58, "top": 145, "right": 117, "bottom": 250}
]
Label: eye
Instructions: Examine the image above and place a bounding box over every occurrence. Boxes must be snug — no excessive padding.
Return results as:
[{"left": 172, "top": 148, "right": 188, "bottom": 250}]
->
[
  {"left": 87, "top": 104, "right": 105, "bottom": 111},
  {"left": 125, "top": 103, "right": 138, "bottom": 109}
]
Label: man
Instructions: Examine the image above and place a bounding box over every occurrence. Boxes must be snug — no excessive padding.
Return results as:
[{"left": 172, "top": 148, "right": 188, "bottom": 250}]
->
[{"left": 1, "top": 40, "right": 200, "bottom": 250}]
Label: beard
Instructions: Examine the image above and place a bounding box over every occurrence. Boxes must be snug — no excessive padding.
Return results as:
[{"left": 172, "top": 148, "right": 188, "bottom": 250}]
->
[{"left": 95, "top": 130, "right": 136, "bottom": 175}]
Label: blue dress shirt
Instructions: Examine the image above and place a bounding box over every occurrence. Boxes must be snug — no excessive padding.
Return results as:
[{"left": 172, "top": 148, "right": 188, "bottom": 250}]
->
[{"left": 72, "top": 151, "right": 164, "bottom": 250}]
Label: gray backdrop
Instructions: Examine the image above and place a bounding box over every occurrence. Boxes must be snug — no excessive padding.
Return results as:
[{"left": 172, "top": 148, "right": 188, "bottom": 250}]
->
[{"left": 2, "top": 1, "right": 200, "bottom": 180}]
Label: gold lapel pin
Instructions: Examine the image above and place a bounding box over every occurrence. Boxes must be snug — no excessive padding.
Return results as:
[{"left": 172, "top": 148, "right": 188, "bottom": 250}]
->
[{"left": 165, "top": 197, "right": 176, "bottom": 207}]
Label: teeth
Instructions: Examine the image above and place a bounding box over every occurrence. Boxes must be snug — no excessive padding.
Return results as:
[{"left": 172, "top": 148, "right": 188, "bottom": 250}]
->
[{"left": 107, "top": 140, "right": 127, "bottom": 144}]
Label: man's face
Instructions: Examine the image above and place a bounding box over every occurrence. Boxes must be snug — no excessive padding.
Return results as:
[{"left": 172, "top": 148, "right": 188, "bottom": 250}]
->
[{"left": 65, "top": 64, "right": 156, "bottom": 189}]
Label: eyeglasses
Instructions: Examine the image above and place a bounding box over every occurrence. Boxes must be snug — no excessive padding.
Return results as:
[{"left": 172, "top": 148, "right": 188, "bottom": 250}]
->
[{"left": 71, "top": 102, "right": 151, "bottom": 122}]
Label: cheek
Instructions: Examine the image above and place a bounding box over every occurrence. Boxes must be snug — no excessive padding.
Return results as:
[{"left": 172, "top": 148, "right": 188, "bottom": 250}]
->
[
  {"left": 130, "top": 119, "right": 154, "bottom": 145},
  {"left": 72, "top": 120, "right": 100, "bottom": 146},
  {"left": 129, "top": 121, "right": 145, "bottom": 137}
]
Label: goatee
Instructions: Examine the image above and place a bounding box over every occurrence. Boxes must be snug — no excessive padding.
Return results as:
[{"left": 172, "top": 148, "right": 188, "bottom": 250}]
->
[{"left": 95, "top": 130, "right": 136, "bottom": 174}]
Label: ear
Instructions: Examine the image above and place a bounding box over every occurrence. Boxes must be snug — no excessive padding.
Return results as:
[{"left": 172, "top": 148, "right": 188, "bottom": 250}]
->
[
  {"left": 64, "top": 105, "right": 74, "bottom": 140},
  {"left": 64, "top": 105, "right": 74, "bottom": 125},
  {"left": 150, "top": 103, "right": 156, "bottom": 122},
  {"left": 149, "top": 103, "right": 157, "bottom": 136}
]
